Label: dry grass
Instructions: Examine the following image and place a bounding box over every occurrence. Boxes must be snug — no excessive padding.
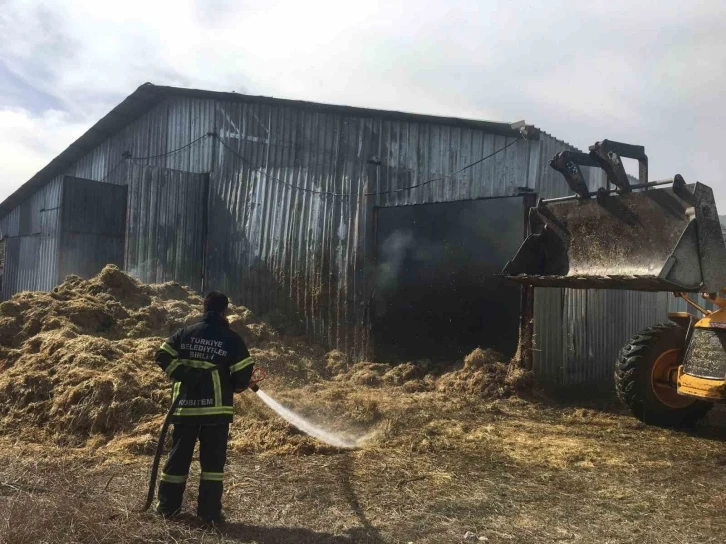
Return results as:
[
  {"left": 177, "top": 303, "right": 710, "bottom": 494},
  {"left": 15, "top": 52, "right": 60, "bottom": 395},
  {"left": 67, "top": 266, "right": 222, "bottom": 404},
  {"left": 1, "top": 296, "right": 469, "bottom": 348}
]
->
[
  {"left": 2, "top": 389, "right": 726, "bottom": 543},
  {"left": 2, "top": 268, "right": 726, "bottom": 542}
]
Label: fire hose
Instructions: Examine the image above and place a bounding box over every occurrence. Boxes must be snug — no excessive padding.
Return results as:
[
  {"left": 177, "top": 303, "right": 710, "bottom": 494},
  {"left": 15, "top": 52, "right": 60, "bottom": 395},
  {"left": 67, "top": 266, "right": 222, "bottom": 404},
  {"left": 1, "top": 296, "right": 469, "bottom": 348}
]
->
[{"left": 140, "top": 367, "right": 266, "bottom": 512}]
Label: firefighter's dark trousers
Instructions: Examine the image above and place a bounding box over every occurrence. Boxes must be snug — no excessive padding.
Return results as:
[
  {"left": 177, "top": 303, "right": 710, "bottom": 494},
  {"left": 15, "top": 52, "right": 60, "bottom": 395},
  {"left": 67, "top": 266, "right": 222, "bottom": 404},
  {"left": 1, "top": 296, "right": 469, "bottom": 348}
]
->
[{"left": 157, "top": 423, "right": 229, "bottom": 520}]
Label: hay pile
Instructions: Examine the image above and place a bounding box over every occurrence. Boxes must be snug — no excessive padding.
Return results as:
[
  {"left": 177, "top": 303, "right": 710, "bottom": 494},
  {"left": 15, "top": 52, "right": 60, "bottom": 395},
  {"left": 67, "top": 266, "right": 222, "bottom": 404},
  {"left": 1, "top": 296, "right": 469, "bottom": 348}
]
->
[
  {"left": 334, "top": 348, "right": 532, "bottom": 398},
  {"left": 437, "top": 348, "right": 533, "bottom": 397},
  {"left": 0, "top": 266, "right": 332, "bottom": 453},
  {"left": 0, "top": 265, "right": 531, "bottom": 456}
]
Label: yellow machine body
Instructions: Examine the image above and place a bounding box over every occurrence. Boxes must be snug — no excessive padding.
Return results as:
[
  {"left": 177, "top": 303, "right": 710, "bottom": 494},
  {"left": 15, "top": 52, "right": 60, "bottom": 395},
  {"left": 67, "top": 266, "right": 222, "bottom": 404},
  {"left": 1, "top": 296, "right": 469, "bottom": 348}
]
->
[
  {"left": 673, "top": 306, "right": 726, "bottom": 401},
  {"left": 677, "top": 368, "right": 725, "bottom": 400}
]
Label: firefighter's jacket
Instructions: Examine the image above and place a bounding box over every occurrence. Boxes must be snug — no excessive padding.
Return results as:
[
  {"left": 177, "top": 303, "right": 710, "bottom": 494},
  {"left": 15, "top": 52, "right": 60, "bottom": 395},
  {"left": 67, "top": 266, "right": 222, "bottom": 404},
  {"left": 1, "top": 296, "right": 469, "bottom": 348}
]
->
[{"left": 155, "top": 311, "right": 254, "bottom": 425}]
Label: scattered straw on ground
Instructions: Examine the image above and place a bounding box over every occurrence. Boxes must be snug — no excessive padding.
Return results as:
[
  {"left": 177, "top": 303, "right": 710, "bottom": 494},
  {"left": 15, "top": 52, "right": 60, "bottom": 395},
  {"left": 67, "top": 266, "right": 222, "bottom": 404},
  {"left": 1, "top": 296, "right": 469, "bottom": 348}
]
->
[{"left": 1, "top": 266, "right": 726, "bottom": 542}]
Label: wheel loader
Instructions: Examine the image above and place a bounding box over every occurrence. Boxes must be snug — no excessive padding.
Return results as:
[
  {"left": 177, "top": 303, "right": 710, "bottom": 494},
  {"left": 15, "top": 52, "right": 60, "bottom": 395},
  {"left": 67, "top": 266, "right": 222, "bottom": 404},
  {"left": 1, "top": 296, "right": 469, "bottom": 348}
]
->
[{"left": 502, "top": 140, "right": 726, "bottom": 426}]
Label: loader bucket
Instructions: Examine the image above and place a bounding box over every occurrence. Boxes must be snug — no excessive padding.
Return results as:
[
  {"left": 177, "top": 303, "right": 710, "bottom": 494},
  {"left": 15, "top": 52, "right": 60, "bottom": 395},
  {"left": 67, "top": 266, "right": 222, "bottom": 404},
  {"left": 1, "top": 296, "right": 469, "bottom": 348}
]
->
[{"left": 502, "top": 181, "right": 726, "bottom": 293}]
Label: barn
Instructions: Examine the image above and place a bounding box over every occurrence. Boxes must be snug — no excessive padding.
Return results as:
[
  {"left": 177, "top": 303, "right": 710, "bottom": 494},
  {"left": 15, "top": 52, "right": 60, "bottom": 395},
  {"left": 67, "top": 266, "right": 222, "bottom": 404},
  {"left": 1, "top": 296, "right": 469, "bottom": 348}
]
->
[{"left": 0, "top": 83, "right": 681, "bottom": 384}]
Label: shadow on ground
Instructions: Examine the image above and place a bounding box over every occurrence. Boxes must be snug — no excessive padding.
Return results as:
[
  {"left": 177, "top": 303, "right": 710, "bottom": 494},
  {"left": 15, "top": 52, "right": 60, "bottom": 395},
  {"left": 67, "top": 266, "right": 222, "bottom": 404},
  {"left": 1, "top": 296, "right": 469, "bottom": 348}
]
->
[
  {"left": 530, "top": 381, "right": 726, "bottom": 443},
  {"left": 532, "top": 382, "right": 623, "bottom": 412},
  {"left": 219, "top": 523, "right": 380, "bottom": 543},
  {"left": 338, "top": 453, "right": 385, "bottom": 543}
]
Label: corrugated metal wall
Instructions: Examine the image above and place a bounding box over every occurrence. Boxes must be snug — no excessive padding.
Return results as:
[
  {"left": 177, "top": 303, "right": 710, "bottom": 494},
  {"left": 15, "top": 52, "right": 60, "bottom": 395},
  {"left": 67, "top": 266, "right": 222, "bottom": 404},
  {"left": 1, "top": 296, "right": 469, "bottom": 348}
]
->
[
  {"left": 0, "top": 93, "right": 696, "bottom": 384},
  {"left": 0, "top": 177, "right": 63, "bottom": 297},
  {"left": 208, "top": 100, "right": 533, "bottom": 358},
  {"left": 124, "top": 163, "right": 208, "bottom": 291}
]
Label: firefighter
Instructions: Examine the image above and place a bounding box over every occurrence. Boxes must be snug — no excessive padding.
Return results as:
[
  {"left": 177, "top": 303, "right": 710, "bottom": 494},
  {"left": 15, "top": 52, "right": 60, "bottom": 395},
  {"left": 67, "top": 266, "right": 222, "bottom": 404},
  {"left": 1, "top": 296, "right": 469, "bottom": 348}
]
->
[{"left": 153, "top": 291, "right": 254, "bottom": 524}]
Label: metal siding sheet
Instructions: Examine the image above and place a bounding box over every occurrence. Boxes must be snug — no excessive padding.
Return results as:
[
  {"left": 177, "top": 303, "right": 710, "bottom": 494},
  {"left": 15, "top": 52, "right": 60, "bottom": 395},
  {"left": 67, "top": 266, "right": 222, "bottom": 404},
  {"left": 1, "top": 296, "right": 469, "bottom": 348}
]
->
[
  {"left": 61, "top": 177, "right": 127, "bottom": 234},
  {"left": 208, "top": 100, "right": 535, "bottom": 359},
  {"left": 1, "top": 206, "right": 20, "bottom": 238},
  {"left": 2, "top": 177, "right": 62, "bottom": 298},
  {"left": 532, "top": 133, "right": 580, "bottom": 382},
  {"left": 124, "top": 163, "right": 207, "bottom": 291},
  {"left": 59, "top": 233, "right": 125, "bottom": 280},
  {"left": 3, "top": 236, "right": 20, "bottom": 299},
  {"left": 16, "top": 236, "right": 41, "bottom": 293}
]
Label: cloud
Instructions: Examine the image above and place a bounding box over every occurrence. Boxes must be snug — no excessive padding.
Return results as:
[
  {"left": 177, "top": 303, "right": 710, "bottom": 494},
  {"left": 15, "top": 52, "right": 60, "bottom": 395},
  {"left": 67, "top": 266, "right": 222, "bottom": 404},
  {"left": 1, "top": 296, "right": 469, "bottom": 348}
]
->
[
  {"left": 1, "top": 0, "right": 726, "bottom": 210},
  {"left": 0, "top": 108, "right": 88, "bottom": 187}
]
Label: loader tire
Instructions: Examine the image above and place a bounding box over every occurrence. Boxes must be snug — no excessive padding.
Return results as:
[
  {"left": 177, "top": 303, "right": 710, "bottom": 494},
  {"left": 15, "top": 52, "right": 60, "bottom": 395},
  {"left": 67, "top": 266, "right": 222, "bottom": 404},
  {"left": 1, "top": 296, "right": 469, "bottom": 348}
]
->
[{"left": 615, "top": 323, "right": 712, "bottom": 427}]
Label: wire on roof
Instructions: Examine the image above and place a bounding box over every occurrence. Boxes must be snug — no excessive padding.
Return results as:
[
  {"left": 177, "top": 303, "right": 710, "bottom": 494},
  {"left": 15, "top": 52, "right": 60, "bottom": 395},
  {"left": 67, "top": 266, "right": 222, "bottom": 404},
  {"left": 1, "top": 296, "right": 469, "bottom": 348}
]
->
[
  {"left": 214, "top": 132, "right": 524, "bottom": 199},
  {"left": 364, "top": 137, "right": 523, "bottom": 197},
  {"left": 100, "top": 133, "right": 213, "bottom": 182},
  {"left": 129, "top": 133, "right": 211, "bottom": 161},
  {"left": 101, "top": 130, "right": 524, "bottom": 198},
  {"left": 100, "top": 156, "right": 128, "bottom": 183},
  {"left": 213, "top": 133, "right": 352, "bottom": 199}
]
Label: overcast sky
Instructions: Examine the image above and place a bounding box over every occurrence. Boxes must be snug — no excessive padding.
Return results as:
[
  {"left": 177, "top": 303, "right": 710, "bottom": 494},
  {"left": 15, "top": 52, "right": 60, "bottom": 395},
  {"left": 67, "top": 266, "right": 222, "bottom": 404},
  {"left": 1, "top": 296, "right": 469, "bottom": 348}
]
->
[{"left": 2, "top": 0, "right": 725, "bottom": 209}]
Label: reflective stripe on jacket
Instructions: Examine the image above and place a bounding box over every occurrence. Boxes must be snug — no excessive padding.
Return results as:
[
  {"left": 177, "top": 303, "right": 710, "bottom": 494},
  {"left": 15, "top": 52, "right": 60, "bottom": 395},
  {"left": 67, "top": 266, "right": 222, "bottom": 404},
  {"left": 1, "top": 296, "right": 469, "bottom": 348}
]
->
[{"left": 155, "top": 311, "right": 254, "bottom": 425}]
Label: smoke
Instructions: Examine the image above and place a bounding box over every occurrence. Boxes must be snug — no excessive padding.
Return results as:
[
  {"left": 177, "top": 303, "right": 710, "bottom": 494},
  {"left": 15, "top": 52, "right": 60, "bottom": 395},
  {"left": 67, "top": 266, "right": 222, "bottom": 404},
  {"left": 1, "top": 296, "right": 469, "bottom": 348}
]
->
[
  {"left": 372, "top": 198, "right": 526, "bottom": 359},
  {"left": 124, "top": 258, "right": 156, "bottom": 283},
  {"left": 375, "top": 229, "right": 414, "bottom": 294}
]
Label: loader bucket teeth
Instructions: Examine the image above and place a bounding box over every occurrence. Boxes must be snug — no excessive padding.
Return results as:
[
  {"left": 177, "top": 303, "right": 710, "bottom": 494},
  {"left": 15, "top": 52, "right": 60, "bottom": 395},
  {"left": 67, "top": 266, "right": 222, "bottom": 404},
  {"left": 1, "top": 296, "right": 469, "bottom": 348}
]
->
[{"left": 502, "top": 180, "right": 726, "bottom": 293}]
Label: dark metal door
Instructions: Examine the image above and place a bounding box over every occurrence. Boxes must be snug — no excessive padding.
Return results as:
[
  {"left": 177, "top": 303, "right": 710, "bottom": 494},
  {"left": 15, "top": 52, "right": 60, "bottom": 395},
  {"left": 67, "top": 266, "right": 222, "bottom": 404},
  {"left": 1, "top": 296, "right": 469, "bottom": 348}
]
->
[
  {"left": 58, "top": 176, "right": 128, "bottom": 281},
  {"left": 373, "top": 196, "right": 525, "bottom": 362}
]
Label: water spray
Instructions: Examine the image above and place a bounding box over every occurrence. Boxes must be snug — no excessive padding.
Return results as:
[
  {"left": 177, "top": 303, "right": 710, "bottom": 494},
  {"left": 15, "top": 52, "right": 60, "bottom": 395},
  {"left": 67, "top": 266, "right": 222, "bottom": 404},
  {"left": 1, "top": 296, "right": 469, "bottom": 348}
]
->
[{"left": 249, "top": 368, "right": 364, "bottom": 449}]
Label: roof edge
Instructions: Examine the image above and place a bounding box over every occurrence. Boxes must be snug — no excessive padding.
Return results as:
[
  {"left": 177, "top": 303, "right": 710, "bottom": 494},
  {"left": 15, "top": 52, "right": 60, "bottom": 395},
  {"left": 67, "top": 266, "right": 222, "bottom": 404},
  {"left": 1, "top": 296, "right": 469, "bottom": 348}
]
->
[
  {"left": 0, "top": 82, "right": 538, "bottom": 219},
  {"left": 0, "top": 83, "right": 166, "bottom": 219},
  {"left": 155, "top": 84, "right": 534, "bottom": 138}
]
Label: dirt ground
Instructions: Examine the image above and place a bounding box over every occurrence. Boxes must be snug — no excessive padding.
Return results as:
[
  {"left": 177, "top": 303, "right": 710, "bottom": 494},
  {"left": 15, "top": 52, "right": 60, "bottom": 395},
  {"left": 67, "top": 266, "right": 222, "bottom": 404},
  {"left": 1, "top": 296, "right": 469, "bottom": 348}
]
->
[{"left": 1, "top": 268, "right": 725, "bottom": 543}]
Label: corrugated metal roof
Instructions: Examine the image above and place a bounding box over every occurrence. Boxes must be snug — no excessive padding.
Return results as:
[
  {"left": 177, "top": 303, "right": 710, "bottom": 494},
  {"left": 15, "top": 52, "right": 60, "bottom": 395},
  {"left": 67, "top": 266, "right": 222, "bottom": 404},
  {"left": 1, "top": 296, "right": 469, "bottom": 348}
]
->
[{"left": 0, "top": 83, "right": 534, "bottom": 220}]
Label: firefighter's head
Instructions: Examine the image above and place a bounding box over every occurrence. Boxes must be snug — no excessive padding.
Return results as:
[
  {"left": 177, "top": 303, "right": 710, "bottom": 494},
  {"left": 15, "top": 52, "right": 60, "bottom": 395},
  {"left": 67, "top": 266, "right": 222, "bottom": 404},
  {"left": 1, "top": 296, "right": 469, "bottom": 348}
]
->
[{"left": 204, "top": 291, "right": 229, "bottom": 315}]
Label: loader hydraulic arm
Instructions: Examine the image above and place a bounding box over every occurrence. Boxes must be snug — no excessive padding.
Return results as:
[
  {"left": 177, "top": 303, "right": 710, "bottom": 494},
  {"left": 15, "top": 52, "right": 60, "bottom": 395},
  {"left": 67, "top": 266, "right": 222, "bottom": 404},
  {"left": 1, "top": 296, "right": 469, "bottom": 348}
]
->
[
  {"left": 675, "top": 292, "right": 711, "bottom": 316},
  {"left": 589, "top": 140, "right": 648, "bottom": 192},
  {"left": 549, "top": 151, "right": 598, "bottom": 200}
]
